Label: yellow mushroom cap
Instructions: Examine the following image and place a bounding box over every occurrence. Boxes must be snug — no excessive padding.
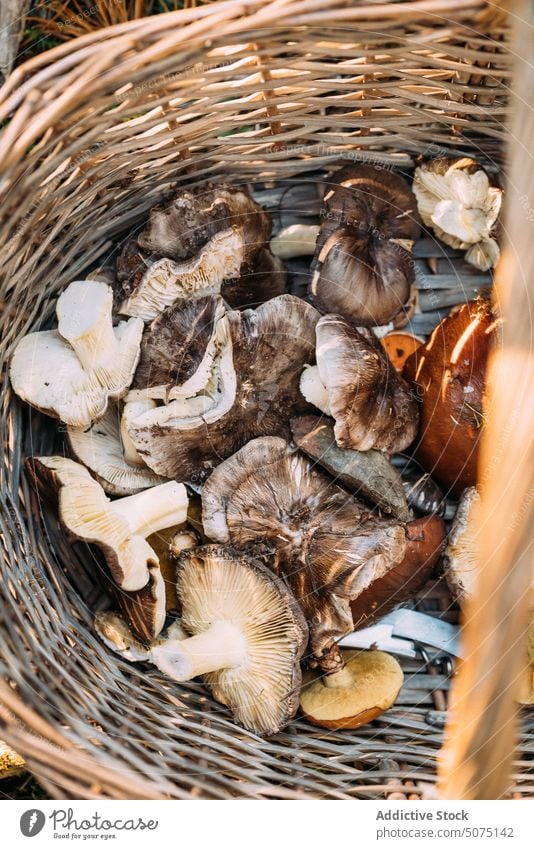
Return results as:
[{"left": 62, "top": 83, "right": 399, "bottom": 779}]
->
[{"left": 300, "top": 649, "right": 403, "bottom": 730}]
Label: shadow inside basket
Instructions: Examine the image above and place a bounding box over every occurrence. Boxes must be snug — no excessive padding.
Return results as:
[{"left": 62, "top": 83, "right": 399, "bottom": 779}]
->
[{"left": 9, "top": 172, "right": 505, "bottom": 800}]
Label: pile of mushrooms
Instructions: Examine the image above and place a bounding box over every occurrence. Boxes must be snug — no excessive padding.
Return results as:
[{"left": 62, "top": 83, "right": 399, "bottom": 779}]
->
[{"left": 11, "top": 167, "right": 497, "bottom": 736}]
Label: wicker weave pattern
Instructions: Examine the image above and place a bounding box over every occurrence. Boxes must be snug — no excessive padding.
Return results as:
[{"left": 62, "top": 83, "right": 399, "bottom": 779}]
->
[{"left": 0, "top": 0, "right": 531, "bottom": 800}]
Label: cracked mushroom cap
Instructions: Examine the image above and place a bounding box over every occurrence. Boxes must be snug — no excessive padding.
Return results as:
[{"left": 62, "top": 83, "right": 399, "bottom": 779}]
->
[
  {"left": 300, "top": 649, "right": 404, "bottom": 729},
  {"left": 67, "top": 404, "right": 167, "bottom": 495},
  {"left": 301, "top": 315, "right": 419, "bottom": 454},
  {"left": 10, "top": 280, "right": 143, "bottom": 429},
  {"left": 413, "top": 157, "right": 501, "bottom": 271},
  {"left": 28, "top": 456, "right": 188, "bottom": 591},
  {"left": 127, "top": 295, "right": 225, "bottom": 402},
  {"left": 202, "top": 436, "right": 421, "bottom": 669},
  {"left": 309, "top": 165, "right": 420, "bottom": 326},
  {"left": 115, "top": 184, "right": 282, "bottom": 319},
  {"left": 125, "top": 295, "right": 318, "bottom": 482},
  {"left": 150, "top": 545, "right": 308, "bottom": 735}
]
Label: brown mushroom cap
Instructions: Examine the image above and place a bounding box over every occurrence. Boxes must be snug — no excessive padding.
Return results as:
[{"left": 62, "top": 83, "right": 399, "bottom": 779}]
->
[
  {"left": 138, "top": 183, "right": 272, "bottom": 263},
  {"left": 403, "top": 298, "right": 498, "bottom": 495},
  {"left": 202, "top": 436, "right": 418, "bottom": 669},
  {"left": 309, "top": 165, "right": 420, "bottom": 326},
  {"left": 151, "top": 545, "right": 308, "bottom": 735},
  {"left": 300, "top": 649, "right": 404, "bottom": 729},
  {"left": 304, "top": 315, "right": 419, "bottom": 454},
  {"left": 349, "top": 514, "right": 445, "bottom": 628},
  {"left": 126, "top": 295, "right": 319, "bottom": 482}
]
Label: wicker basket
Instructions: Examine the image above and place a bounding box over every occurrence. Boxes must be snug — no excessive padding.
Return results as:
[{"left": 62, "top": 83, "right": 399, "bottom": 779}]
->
[{"left": 0, "top": 0, "right": 532, "bottom": 800}]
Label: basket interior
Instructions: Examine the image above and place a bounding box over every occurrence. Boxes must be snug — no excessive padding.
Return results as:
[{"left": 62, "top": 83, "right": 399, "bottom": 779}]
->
[{"left": 1, "top": 8, "right": 533, "bottom": 799}]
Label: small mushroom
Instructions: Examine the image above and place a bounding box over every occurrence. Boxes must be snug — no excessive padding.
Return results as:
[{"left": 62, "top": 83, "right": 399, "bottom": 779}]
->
[
  {"left": 115, "top": 184, "right": 283, "bottom": 319},
  {"left": 300, "top": 315, "right": 419, "bottom": 454},
  {"left": 126, "top": 296, "right": 225, "bottom": 402},
  {"left": 10, "top": 280, "right": 143, "bottom": 429},
  {"left": 443, "top": 486, "right": 480, "bottom": 605},
  {"left": 126, "top": 295, "right": 319, "bottom": 482},
  {"left": 150, "top": 545, "right": 308, "bottom": 735},
  {"left": 290, "top": 414, "right": 410, "bottom": 520},
  {"left": 202, "top": 436, "right": 441, "bottom": 670},
  {"left": 270, "top": 224, "right": 320, "bottom": 258},
  {"left": 67, "top": 404, "right": 166, "bottom": 495},
  {"left": 403, "top": 297, "right": 499, "bottom": 495},
  {"left": 95, "top": 612, "right": 186, "bottom": 662},
  {"left": 309, "top": 165, "right": 420, "bottom": 326},
  {"left": 300, "top": 649, "right": 404, "bottom": 729},
  {"left": 28, "top": 456, "right": 188, "bottom": 591},
  {"left": 413, "top": 157, "right": 502, "bottom": 271}
]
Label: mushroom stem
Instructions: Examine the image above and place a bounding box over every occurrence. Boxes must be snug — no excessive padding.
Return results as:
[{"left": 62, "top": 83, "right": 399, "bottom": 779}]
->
[
  {"left": 299, "top": 365, "right": 331, "bottom": 415},
  {"left": 56, "top": 280, "right": 121, "bottom": 375},
  {"left": 150, "top": 621, "right": 248, "bottom": 680},
  {"left": 270, "top": 224, "right": 320, "bottom": 259},
  {"left": 110, "top": 481, "right": 188, "bottom": 538},
  {"left": 121, "top": 400, "right": 157, "bottom": 466},
  {"left": 323, "top": 666, "right": 354, "bottom": 689}
]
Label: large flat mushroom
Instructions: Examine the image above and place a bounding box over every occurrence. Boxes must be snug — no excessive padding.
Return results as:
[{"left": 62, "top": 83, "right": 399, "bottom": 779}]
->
[
  {"left": 300, "top": 314, "right": 419, "bottom": 454},
  {"left": 202, "top": 436, "right": 443, "bottom": 670},
  {"left": 150, "top": 545, "right": 308, "bottom": 735},
  {"left": 125, "top": 295, "right": 319, "bottom": 482},
  {"left": 10, "top": 280, "right": 143, "bottom": 429},
  {"left": 28, "top": 456, "right": 188, "bottom": 591},
  {"left": 309, "top": 165, "right": 420, "bottom": 326}
]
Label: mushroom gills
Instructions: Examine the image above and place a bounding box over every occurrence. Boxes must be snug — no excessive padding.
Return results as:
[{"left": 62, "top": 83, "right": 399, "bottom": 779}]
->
[
  {"left": 118, "top": 229, "right": 245, "bottom": 321},
  {"left": 150, "top": 545, "right": 308, "bottom": 735},
  {"left": 28, "top": 457, "right": 188, "bottom": 591},
  {"left": 151, "top": 621, "right": 248, "bottom": 680}
]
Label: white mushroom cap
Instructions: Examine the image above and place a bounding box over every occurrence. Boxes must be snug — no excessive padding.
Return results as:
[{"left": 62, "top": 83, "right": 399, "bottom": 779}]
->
[
  {"left": 30, "top": 456, "right": 188, "bottom": 591},
  {"left": 67, "top": 404, "right": 166, "bottom": 496},
  {"left": 150, "top": 545, "right": 308, "bottom": 735},
  {"left": 118, "top": 230, "right": 245, "bottom": 321},
  {"left": 10, "top": 280, "right": 143, "bottom": 428}
]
